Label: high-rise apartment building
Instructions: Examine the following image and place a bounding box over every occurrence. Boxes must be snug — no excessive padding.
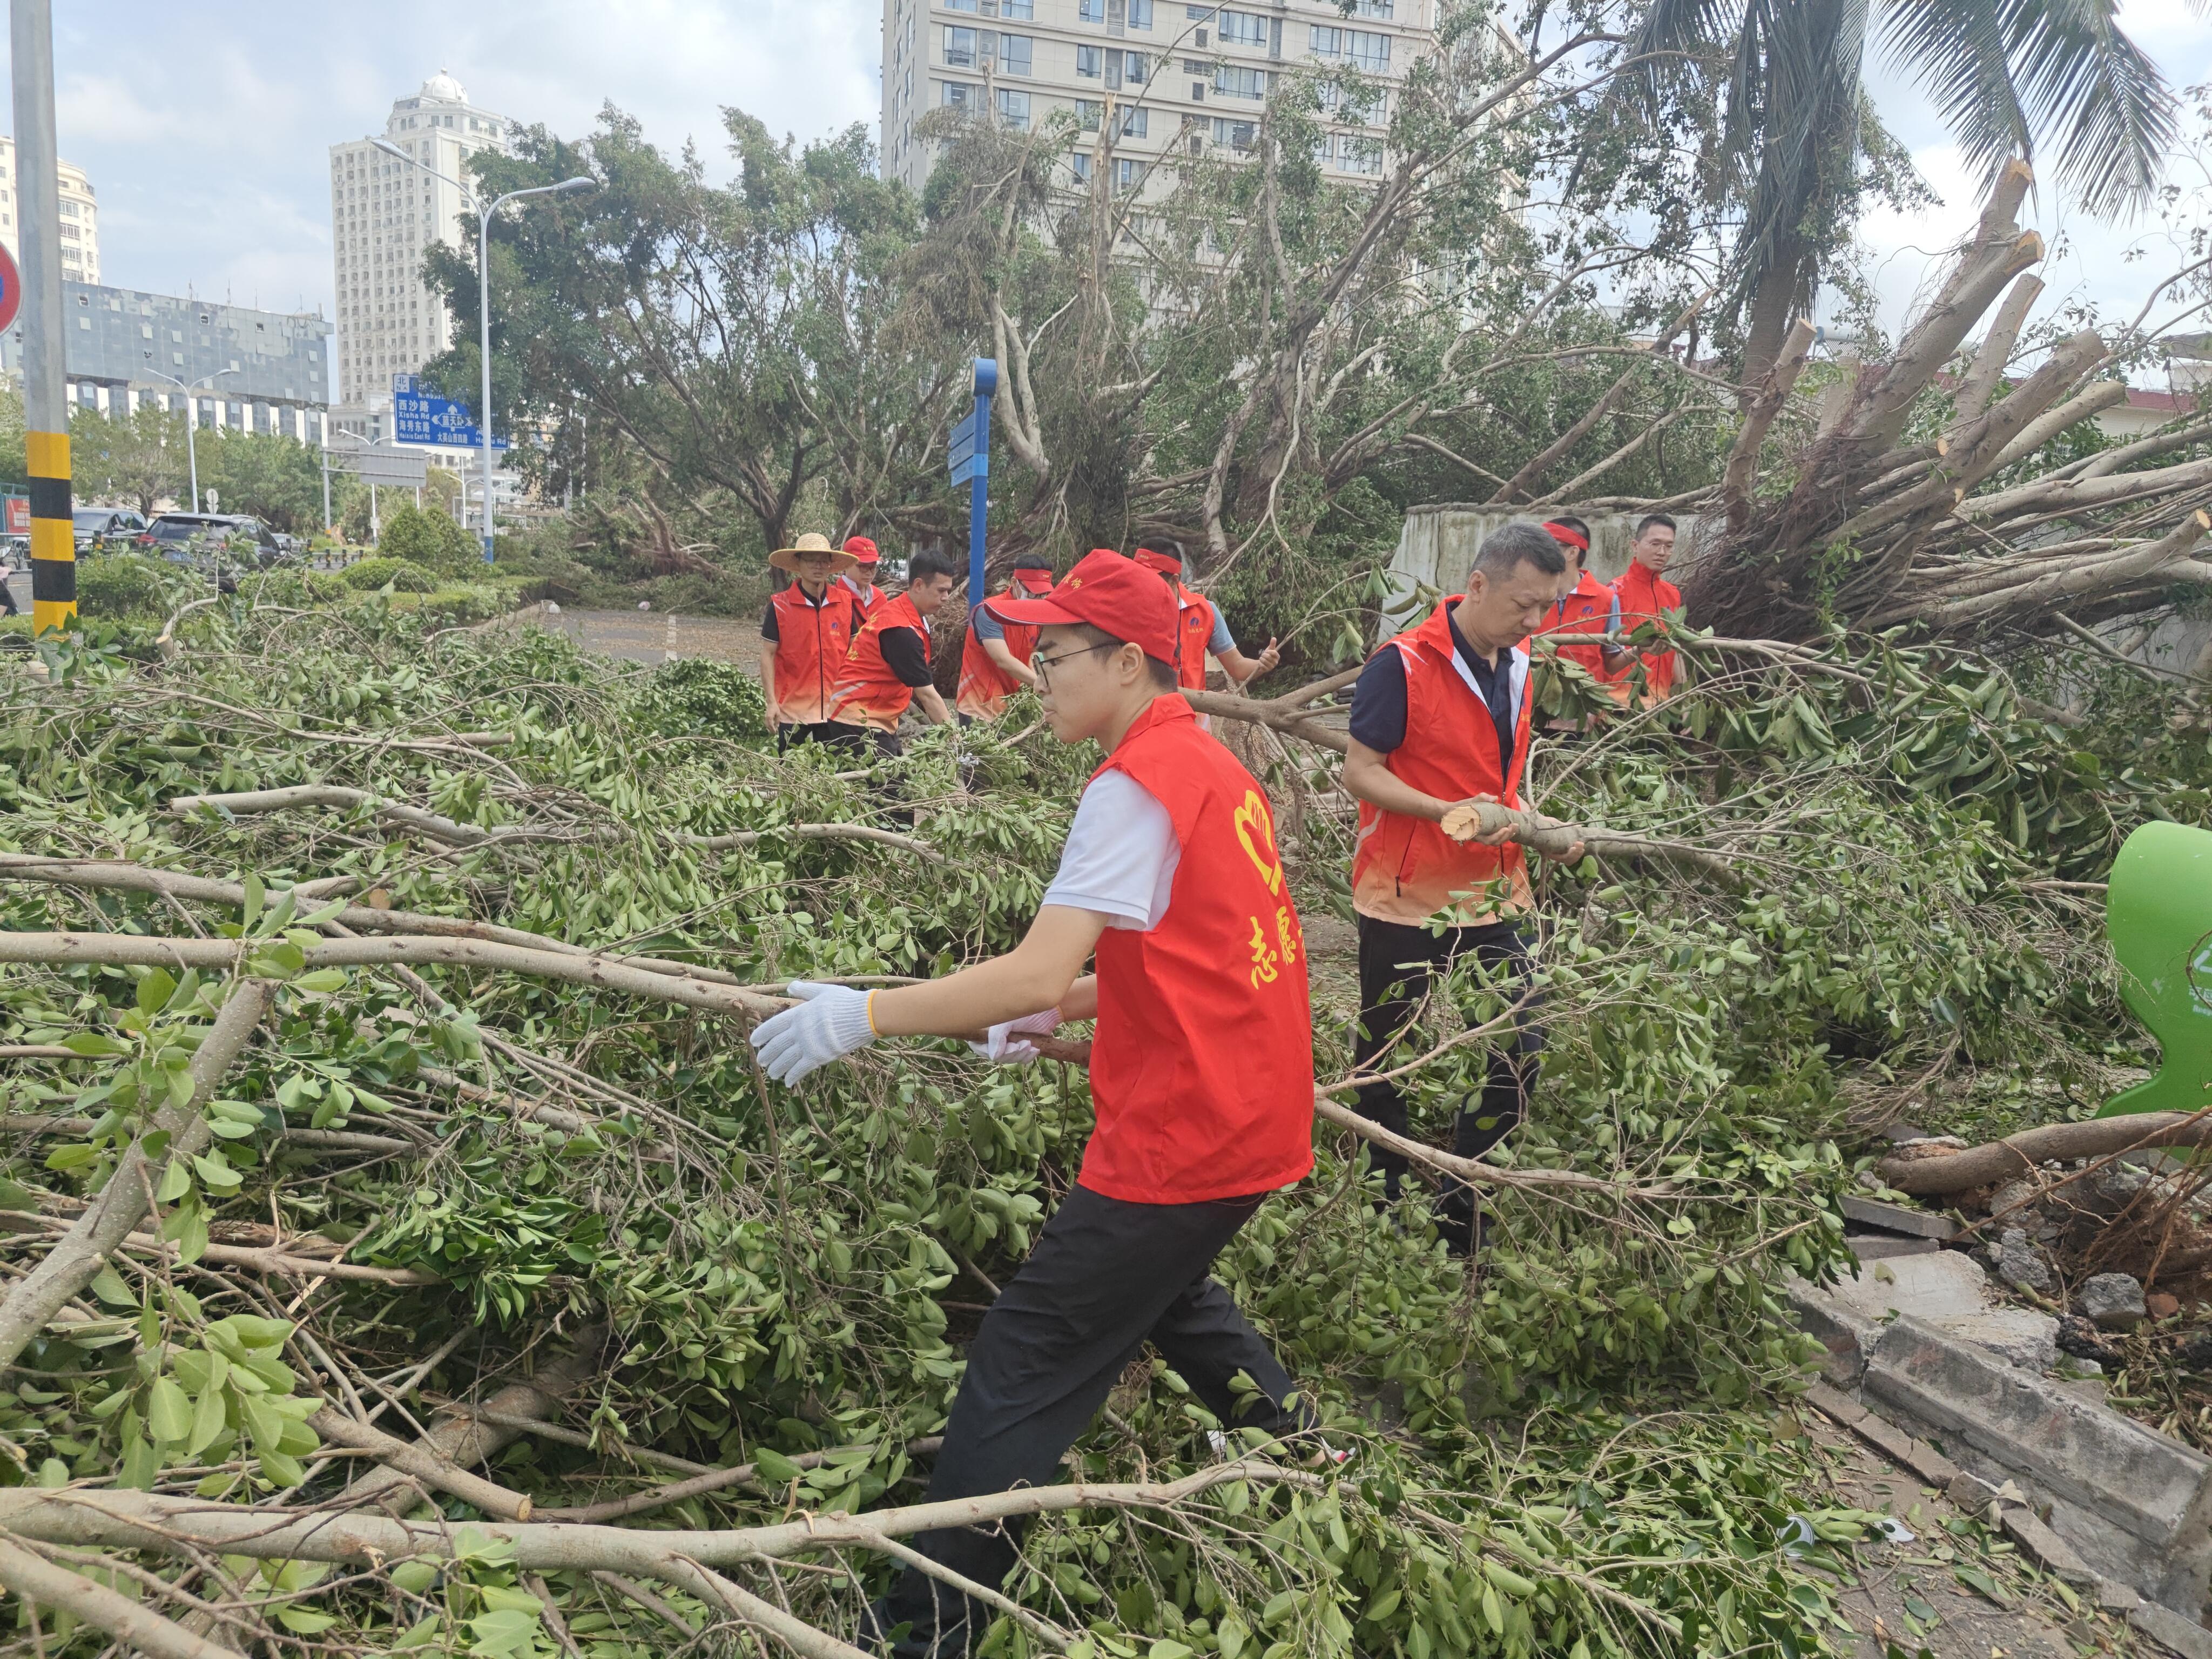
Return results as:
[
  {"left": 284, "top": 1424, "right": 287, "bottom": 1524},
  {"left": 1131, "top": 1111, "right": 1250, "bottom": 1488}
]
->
[
  {"left": 328, "top": 71, "right": 512, "bottom": 409},
  {"left": 881, "top": 0, "right": 1430, "bottom": 194},
  {"left": 0, "top": 136, "right": 98, "bottom": 285}
]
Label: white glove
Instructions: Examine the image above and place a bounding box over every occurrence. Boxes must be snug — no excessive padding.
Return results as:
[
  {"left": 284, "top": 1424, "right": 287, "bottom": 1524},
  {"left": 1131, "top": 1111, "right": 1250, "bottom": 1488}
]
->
[
  {"left": 750, "top": 982, "right": 878, "bottom": 1084},
  {"left": 970, "top": 1008, "right": 1061, "bottom": 1066}
]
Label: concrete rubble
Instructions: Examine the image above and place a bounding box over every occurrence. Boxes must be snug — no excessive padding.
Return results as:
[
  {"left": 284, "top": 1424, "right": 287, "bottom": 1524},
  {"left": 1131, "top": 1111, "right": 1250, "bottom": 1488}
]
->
[
  {"left": 1791, "top": 1253, "right": 2212, "bottom": 1648},
  {"left": 2083, "top": 1271, "right": 2149, "bottom": 1330}
]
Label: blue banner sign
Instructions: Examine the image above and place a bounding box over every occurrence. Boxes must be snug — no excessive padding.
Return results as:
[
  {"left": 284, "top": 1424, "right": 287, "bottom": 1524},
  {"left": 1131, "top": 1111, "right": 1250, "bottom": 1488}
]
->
[{"left": 392, "top": 374, "right": 509, "bottom": 451}]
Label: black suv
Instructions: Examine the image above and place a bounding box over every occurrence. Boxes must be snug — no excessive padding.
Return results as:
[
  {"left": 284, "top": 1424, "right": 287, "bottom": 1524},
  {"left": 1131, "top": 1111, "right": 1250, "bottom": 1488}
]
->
[{"left": 138, "top": 513, "right": 285, "bottom": 591}]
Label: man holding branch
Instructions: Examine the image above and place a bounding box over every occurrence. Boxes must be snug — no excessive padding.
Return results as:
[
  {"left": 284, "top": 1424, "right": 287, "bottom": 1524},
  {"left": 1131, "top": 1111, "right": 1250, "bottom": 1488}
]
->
[
  {"left": 1340, "top": 522, "right": 1583, "bottom": 1256},
  {"left": 752, "top": 550, "right": 1319, "bottom": 1658}
]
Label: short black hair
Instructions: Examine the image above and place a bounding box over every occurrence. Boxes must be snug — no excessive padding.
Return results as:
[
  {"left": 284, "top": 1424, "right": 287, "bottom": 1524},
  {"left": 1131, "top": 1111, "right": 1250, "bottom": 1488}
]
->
[
  {"left": 1070, "top": 620, "right": 1178, "bottom": 690},
  {"left": 908, "top": 547, "right": 958, "bottom": 584},
  {"left": 1633, "top": 513, "right": 1677, "bottom": 539},
  {"left": 1012, "top": 552, "right": 1055, "bottom": 572},
  {"left": 1543, "top": 515, "right": 1591, "bottom": 543},
  {"left": 1473, "top": 522, "right": 1567, "bottom": 581},
  {"left": 1136, "top": 539, "right": 1184, "bottom": 569}
]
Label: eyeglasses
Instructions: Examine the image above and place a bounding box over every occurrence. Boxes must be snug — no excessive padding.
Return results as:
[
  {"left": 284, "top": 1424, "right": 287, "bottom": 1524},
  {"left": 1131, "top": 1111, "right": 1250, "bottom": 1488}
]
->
[{"left": 1030, "top": 642, "right": 1116, "bottom": 688}]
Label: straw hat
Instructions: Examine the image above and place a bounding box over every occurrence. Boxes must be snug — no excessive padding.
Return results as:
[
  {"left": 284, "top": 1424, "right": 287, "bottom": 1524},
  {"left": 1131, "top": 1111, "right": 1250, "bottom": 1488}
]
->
[{"left": 769, "top": 532, "right": 858, "bottom": 576}]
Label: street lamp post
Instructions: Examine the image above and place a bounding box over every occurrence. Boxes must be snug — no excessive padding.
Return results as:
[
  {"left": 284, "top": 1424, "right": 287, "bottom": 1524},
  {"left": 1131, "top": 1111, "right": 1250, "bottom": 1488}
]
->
[
  {"left": 147, "top": 367, "right": 238, "bottom": 514},
  {"left": 372, "top": 139, "right": 592, "bottom": 563}
]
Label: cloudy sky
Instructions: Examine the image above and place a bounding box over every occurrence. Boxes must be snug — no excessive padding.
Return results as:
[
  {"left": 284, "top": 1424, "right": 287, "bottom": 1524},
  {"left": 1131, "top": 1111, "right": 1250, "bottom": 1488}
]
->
[{"left": 11, "top": 0, "right": 2212, "bottom": 392}]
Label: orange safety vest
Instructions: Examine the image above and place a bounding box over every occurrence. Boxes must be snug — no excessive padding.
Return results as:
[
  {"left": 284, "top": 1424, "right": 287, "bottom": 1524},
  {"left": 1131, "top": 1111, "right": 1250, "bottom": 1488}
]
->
[
  {"left": 954, "top": 591, "right": 1041, "bottom": 721},
  {"left": 830, "top": 590, "right": 931, "bottom": 732},
  {"left": 1351, "top": 598, "right": 1535, "bottom": 926},
  {"left": 1534, "top": 570, "right": 1616, "bottom": 679},
  {"left": 843, "top": 575, "right": 887, "bottom": 623},
  {"left": 1610, "top": 560, "right": 1682, "bottom": 702},
  {"left": 1169, "top": 584, "right": 1218, "bottom": 692},
  {"left": 1083, "top": 696, "right": 1314, "bottom": 1204},
  {"left": 765, "top": 583, "right": 858, "bottom": 725}
]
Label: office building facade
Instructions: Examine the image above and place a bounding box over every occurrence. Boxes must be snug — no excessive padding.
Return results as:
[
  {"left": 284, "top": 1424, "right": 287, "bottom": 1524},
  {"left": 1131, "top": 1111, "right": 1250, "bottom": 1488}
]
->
[
  {"left": 0, "top": 282, "right": 332, "bottom": 442},
  {"left": 328, "top": 71, "right": 513, "bottom": 410},
  {"left": 882, "top": 0, "right": 1429, "bottom": 194}
]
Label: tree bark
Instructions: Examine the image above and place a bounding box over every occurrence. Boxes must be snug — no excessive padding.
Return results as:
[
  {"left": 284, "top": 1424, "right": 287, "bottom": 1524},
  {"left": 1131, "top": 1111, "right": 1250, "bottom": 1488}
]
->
[{"left": 1877, "top": 1112, "right": 2212, "bottom": 1195}]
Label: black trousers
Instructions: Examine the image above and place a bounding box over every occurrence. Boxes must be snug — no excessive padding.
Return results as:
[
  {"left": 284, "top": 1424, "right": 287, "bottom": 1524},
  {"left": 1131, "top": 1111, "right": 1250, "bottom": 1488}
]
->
[
  {"left": 775, "top": 720, "right": 842, "bottom": 754},
  {"left": 1351, "top": 915, "right": 1542, "bottom": 1251},
  {"left": 871, "top": 1184, "right": 1304, "bottom": 1657},
  {"left": 822, "top": 721, "right": 902, "bottom": 760}
]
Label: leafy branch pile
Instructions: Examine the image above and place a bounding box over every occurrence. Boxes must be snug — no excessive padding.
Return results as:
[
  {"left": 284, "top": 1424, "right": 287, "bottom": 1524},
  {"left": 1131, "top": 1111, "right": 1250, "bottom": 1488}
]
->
[{"left": 0, "top": 591, "right": 2190, "bottom": 1657}]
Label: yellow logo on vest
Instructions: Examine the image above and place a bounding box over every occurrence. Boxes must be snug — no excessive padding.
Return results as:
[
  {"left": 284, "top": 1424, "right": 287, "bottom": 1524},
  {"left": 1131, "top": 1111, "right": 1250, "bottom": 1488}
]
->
[{"left": 1232, "top": 790, "right": 1282, "bottom": 895}]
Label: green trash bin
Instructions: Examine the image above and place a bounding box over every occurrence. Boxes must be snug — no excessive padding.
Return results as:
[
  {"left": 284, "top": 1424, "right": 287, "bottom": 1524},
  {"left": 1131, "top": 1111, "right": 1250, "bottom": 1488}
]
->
[{"left": 2101, "top": 819, "right": 2212, "bottom": 1117}]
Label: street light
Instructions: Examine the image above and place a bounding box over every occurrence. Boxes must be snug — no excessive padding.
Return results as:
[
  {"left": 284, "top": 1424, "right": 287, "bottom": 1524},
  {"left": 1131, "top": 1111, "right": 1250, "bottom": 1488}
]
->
[
  {"left": 146, "top": 367, "right": 238, "bottom": 514},
  {"left": 372, "top": 138, "right": 594, "bottom": 562}
]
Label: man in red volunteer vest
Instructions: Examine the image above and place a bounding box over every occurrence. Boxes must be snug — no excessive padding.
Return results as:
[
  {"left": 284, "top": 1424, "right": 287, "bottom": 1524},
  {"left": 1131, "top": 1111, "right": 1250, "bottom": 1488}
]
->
[
  {"left": 757, "top": 532, "right": 860, "bottom": 752},
  {"left": 827, "top": 547, "right": 958, "bottom": 758},
  {"left": 1132, "top": 541, "right": 1280, "bottom": 702},
  {"left": 954, "top": 552, "right": 1055, "bottom": 723},
  {"left": 1342, "top": 522, "right": 1583, "bottom": 1255},
  {"left": 1610, "top": 513, "right": 1682, "bottom": 704},
  {"left": 841, "top": 535, "right": 888, "bottom": 621},
  {"left": 753, "top": 550, "right": 1320, "bottom": 1658},
  {"left": 1529, "top": 516, "right": 1627, "bottom": 726}
]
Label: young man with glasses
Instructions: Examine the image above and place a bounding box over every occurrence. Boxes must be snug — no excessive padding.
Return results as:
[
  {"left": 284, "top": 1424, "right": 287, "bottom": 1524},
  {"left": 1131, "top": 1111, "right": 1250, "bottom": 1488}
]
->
[{"left": 752, "top": 549, "right": 1321, "bottom": 1659}]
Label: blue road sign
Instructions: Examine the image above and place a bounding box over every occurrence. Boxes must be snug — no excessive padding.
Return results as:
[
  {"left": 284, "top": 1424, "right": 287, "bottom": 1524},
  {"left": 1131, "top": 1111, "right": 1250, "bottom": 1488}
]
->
[{"left": 392, "top": 374, "right": 509, "bottom": 451}]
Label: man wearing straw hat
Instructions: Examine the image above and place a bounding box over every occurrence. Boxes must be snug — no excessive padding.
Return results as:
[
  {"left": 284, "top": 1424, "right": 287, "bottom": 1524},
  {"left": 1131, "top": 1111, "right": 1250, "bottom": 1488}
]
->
[{"left": 758, "top": 532, "right": 859, "bottom": 751}]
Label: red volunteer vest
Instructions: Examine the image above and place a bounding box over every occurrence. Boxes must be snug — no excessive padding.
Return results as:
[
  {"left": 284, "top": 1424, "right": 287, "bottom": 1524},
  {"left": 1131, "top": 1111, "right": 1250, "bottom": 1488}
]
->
[
  {"left": 830, "top": 591, "right": 930, "bottom": 732},
  {"left": 1534, "top": 570, "right": 1613, "bottom": 678},
  {"left": 1610, "top": 560, "right": 1682, "bottom": 702},
  {"left": 844, "top": 576, "right": 887, "bottom": 622},
  {"left": 1171, "top": 585, "right": 1217, "bottom": 692},
  {"left": 766, "top": 583, "right": 858, "bottom": 725},
  {"left": 955, "top": 591, "right": 1041, "bottom": 721},
  {"left": 1351, "top": 599, "right": 1535, "bottom": 926},
  {"left": 1083, "top": 697, "right": 1315, "bottom": 1204}
]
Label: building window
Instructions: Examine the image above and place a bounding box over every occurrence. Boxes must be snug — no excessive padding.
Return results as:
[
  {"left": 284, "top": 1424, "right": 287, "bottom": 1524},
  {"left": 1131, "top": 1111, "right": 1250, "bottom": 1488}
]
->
[
  {"left": 1070, "top": 152, "right": 1092, "bottom": 182},
  {"left": 1313, "top": 26, "right": 1391, "bottom": 69},
  {"left": 1128, "top": 0, "right": 1152, "bottom": 25},
  {"left": 1121, "top": 50, "right": 1149, "bottom": 80},
  {"left": 942, "top": 0, "right": 977, "bottom": 8},
  {"left": 1076, "top": 98, "right": 1103, "bottom": 130},
  {"left": 943, "top": 25, "right": 978, "bottom": 66},
  {"left": 1350, "top": 0, "right": 1392, "bottom": 14},
  {"left": 997, "top": 87, "right": 1030, "bottom": 126},
  {"left": 1215, "top": 64, "right": 1266, "bottom": 99},
  {"left": 1185, "top": 4, "right": 1215, "bottom": 15},
  {"left": 1076, "top": 44, "right": 1102, "bottom": 77},
  {"left": 1216, "top": 8, "right": 1266, "bottom": 45},
  {"left": 1116, "top": 158, "right": 1140, "bottom": 188},
  {"left": 997, "top": 33, "right": 1033, "bottom": 73},
  {"left": 1192, "top": 79, "right": 1206, "bottom": 99},
  {"left": 56, "top": 199, "right": 76, "bottom": 218},
  {"left": 1000, "top": 0, "right": 1032, "bottom": 14},
  {"left": 1119, "top": 106, "right": 1149, "bottom": 137},
  {"left": 1079, "top": 0, "right": 1104, "bottom": 19},
  {"left": 1212, "top": 116, "right": 1257, "bottom": 148},
  {"left": 941, "top": 80, "right": 975, "bottom": 108}
]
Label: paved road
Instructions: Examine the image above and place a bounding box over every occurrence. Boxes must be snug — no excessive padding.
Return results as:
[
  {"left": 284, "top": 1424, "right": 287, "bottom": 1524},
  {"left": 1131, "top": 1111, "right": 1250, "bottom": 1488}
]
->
[{"left": 490, "top": 604, "right": 764, "bottom": 670}]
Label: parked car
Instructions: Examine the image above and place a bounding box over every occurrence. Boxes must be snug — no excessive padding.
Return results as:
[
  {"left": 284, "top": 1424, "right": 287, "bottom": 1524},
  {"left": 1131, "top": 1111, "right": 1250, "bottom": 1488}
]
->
[
  {"left": 72, "top": 507, "right": 146, "bottom": 550},
  {"left": 137, "top": 512, "right": 284, "bottom": 580}
]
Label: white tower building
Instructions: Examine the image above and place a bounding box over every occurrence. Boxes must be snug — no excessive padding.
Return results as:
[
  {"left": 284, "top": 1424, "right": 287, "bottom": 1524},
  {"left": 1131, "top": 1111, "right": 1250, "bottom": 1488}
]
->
[
  {"left": 0, "top": 136, "right": 97, "bottom": 285},
  {"left": 328, "top": 71, "right": 512, "bottom": 413}
]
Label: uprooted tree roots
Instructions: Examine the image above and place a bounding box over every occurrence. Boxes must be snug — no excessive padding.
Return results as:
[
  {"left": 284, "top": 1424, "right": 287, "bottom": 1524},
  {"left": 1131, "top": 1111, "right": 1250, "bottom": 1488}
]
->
[{"left": 0, "top": 591, "right": 2198, "bottom": 1656}]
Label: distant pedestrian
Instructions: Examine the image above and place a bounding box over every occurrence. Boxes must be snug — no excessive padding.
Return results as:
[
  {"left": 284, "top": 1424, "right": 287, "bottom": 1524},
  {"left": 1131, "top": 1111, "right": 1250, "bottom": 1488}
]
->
[
  {"left": 955, "top": 552, "right": 1056, "bottom": 724},
  {"left": 759, "top": 532, "right": 859, "bottom": 752},
  {"left": 842, "top": 536, "right": 888, "bottom": 622},
  {"left": 1609, "top": 514, "right": 1683, "bottom": 705},
  {"left": 826, "top": 547, "right": 958, "bottom": 759}
]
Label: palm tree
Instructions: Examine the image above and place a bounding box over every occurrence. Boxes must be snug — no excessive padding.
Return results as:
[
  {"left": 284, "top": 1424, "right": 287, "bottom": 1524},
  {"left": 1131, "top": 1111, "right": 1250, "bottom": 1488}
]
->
[{"left": 1626, "top": 0, "right": 2177, "bottom": 389}]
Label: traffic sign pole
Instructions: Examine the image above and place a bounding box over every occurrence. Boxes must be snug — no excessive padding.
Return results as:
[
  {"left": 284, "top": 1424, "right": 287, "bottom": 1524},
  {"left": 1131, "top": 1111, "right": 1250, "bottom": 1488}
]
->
[
  {"left": 968, "top": 359, "right": 996, "bottom": 606},
  {"left": 11, "top": 0, "right": 70, "bottom": 636}
]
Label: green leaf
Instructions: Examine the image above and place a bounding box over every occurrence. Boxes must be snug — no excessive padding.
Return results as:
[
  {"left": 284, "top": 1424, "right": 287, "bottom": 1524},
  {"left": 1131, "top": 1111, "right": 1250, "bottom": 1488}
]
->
[
  {"left": 37, "top": 1458, "right": 69, "bottom": 1488},
  {"left": 147, "top": 1378, "right": 193, "bottom": 1443},
  {"left": 60, "top": 1032, "right": 129, "bottom": 1057},
  {"left": 276, "top": 1608, "right": 336, "bottom": 1634},
  {"left": 89, "top": 1266, "right": 134, "bottom": 1306},
  {"left": 135, "top": 970, "right": 177, "bottom": 1017},
  {"left": 753, "top": 1447, "right": 804, "bottom": 1482},
  {"left": 187, "top": 1382, "right": 229, "bottom": 1456},
  {"left": 465, "top": 1608, "right": 541, "bottom": 1658},
  {"left": 156, "top": 1158, "right": 192, "bottom": 1203},
  {"left": 240, "top": 1391, "right": 284, "bottom": 1454},
  {"left": 44, "top": 1143, "right": 99, "bottom": 1172},
  {"left": 292, "top": 969, "right": 349, "bottom": 995},
  {"left": 255, "top": 1449, "right": 306, "bottom": 1488},
  {"left": 241, "top": 874, "right": 265, "bottom": 929},
  {"left": 191, "top": 1151, "right": 243, "bottom": 1191},
  {"left": 1953, "top": 1566, "right": 2011, "bottom": 1607}
]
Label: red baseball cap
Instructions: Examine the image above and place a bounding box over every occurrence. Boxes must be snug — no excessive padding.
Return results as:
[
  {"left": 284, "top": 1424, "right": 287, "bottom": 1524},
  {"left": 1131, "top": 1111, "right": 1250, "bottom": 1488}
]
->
[
  {"left": 1011, "top": 565, "right": 1055, "bottom": 595},
  {"left": 842, "top": 536, "right": 881, "bottom": 566},
  {"left": 1132, "top": 545, "right": 1183, "bottom": 575},
  {"left": 988, "top": 549, "right": 1176, "bottom": 664}
]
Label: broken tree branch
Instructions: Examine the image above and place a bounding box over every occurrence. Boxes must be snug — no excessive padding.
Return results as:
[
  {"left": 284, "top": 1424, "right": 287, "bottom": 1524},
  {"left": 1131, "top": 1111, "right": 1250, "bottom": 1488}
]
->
[{"left": 1877, "top": 1112, "right": 2212, "bottom": 1195}]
